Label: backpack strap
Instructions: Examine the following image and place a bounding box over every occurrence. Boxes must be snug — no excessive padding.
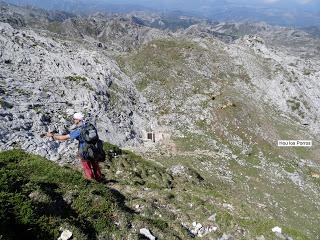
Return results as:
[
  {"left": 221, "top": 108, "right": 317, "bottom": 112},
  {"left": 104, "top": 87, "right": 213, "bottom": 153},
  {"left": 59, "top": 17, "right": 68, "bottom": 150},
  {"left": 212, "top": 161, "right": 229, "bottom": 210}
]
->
[{"left": 79, "top": 122, "right": 87, "bottom": 142}]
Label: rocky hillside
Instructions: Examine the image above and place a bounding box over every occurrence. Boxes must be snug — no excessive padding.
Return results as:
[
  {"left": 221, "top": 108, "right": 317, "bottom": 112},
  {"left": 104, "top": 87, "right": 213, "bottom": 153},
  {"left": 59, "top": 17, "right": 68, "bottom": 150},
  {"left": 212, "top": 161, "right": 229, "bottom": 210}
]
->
[
  {"left": 0, "top": 2, "right": 320, "bottom": 239},
  {"left": 0, "top": 19, "right": 159, "bottom": 163},
  {"left": 116, "top": 25, "right": 320, "bottom": 239}
]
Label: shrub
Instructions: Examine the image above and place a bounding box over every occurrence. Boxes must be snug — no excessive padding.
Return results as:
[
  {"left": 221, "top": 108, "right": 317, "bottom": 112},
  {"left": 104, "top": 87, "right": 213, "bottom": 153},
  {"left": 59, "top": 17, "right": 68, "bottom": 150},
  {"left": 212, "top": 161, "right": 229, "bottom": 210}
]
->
[
  {"left": 0, "top": 99, "right": 13, "bottom": 109},
  {"left": 65, "top": 75, "right": 87, "bottom": 83}
]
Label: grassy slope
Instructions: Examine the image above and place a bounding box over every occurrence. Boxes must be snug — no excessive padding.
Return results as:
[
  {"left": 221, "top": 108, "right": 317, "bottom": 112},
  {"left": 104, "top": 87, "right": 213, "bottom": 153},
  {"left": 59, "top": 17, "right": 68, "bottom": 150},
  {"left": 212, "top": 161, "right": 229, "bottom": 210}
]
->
[
  {"left": 115, "top": 38, "right": 320, "bottom": 239},
  {"left": 0, "top": 149, "right": 129, "bottom": 240},
  {"left": 1, "top": 143, "right": 318, "bottom": 239},
  {"left": 103, "top": 144, "right": 318, "bottom": 239},
  {"left": 0, "top": 149, "right": 190, "bottom": 240}
]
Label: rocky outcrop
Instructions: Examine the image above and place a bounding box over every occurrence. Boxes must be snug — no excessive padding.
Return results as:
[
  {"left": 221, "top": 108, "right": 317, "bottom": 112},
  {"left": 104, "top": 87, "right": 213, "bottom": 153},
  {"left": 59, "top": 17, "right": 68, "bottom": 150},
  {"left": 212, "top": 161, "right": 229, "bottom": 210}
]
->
[
  {"left": 0, "top": 22, "right": 153, "bottom": 163},
  {"left": 229, "top": 34, "right": 320, "bottom": 134}
]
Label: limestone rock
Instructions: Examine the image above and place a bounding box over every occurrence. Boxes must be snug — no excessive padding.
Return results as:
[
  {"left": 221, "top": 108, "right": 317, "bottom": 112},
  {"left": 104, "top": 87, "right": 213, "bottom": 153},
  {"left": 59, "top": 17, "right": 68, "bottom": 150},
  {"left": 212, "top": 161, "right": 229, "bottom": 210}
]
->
[
  {"left": 139, "top": 228, "right": 156, "bottom": 240},
  {"left": 58, "top": 230, "right": 72, "bottom": 240}
]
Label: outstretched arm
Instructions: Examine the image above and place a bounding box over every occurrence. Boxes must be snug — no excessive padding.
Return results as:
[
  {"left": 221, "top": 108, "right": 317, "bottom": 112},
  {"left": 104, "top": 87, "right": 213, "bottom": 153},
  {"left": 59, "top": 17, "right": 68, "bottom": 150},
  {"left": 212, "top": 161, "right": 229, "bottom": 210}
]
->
[{"left": 47, "top": 132, "right": 70, "bottom": 141}]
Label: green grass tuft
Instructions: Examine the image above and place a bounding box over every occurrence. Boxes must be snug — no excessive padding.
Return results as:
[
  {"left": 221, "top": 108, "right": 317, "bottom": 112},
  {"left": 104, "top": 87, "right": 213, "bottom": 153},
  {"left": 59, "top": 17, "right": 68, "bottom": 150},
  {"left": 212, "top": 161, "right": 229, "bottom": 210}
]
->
[
  {"left": 65, "top": 75, "right": 87, "bottom": 83},
  {"left": 0, "top": 98, "right": 14, "bottom": 109},
  {"left": 0, "top": 150, "right": 129, "bottom": 239}
]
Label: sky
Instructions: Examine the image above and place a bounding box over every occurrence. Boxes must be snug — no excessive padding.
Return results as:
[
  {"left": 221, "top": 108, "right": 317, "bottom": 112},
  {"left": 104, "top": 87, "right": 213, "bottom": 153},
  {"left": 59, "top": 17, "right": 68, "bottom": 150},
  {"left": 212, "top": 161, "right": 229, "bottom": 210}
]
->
[
  {"left": 5, "top": 0, "right": 320, "bottom": 12},
  {"left": 101, "top": 0, "right": 320, "bottom": 11},
  {"left": 4, "top": 0, "right": 320, "bottom": 26},
  {"left": 101, "top": 0, "right": 320, "bottom": 26}
]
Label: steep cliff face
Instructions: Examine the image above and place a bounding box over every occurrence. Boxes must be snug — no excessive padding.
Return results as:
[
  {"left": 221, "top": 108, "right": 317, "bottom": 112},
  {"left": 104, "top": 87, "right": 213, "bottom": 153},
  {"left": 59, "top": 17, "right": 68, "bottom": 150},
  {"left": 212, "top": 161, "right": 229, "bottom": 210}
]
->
[{"left": 0, "top": 2, "right": 320, "bottom": 239}]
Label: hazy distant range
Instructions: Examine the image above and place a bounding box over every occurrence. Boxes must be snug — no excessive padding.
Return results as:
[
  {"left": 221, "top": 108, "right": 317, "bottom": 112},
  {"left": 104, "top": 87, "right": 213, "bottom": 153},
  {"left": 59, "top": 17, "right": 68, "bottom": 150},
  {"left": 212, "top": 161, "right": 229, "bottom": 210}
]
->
[{"left": 3, "top": 0, "right": 320, "bottom": 27}]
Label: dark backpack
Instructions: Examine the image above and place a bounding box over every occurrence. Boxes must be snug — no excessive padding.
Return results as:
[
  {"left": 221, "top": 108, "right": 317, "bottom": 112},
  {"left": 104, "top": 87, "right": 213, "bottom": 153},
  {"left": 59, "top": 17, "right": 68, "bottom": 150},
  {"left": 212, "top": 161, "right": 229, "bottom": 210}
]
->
[{"left": 79, "top": 123, "right": 106, "bottom": 162}]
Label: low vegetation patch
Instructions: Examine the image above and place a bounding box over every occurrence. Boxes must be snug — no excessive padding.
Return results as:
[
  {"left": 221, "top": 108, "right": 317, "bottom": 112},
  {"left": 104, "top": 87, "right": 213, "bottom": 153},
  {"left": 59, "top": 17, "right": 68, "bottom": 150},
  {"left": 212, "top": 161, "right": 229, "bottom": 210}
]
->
[
  {"left": 65, "top": 75, "right": 87, "bottom": 83},
  {"left": 0, "top": 150, "right": 130, "bottom": 239},
  {"left": 0, "top": 145, "right": 316, "bottom": 239},
  {"left": 0, "top": 99, "right": 13, "bottom": 109}
]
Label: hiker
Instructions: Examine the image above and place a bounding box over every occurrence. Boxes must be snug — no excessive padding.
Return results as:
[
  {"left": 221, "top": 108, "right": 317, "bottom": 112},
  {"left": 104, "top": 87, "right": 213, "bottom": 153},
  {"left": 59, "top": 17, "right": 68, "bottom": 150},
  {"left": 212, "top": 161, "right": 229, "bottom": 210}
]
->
[{"left": 46, "top": 112, "right": 103, "bottom": 181}]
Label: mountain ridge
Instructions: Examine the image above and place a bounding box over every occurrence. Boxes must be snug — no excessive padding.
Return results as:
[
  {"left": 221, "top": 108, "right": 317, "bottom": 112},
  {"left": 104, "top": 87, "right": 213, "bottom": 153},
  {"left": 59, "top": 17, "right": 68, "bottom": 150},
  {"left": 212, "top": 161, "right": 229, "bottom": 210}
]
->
[
  {"left": 3, "top": 0, "right": 320, "bottom": 27},
  {"left": 0, "top": 2, "right": 320, "bottom": 239}
]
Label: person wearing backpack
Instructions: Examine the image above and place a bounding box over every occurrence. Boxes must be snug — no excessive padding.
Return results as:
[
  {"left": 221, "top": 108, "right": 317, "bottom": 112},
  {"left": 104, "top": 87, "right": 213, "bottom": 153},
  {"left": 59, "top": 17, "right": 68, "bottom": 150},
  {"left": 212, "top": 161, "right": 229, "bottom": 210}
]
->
[{"left": 46, "top": 112, "right": 105, "bottom": 181}]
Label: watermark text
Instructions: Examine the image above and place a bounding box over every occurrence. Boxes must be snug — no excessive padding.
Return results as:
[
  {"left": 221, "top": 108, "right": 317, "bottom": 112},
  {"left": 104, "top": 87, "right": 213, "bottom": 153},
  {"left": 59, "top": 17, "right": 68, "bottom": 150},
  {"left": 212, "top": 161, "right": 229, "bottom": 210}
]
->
[{"left": 278, "top": 140, "right": 312, "bottom": 147}]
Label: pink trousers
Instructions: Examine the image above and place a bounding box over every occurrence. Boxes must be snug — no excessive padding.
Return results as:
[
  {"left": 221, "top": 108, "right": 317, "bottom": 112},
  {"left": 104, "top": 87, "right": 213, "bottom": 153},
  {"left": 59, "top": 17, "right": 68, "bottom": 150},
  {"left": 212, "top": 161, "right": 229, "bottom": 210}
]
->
[{"left": 80, "top": 159, "right": 102, "bottom": 181}]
